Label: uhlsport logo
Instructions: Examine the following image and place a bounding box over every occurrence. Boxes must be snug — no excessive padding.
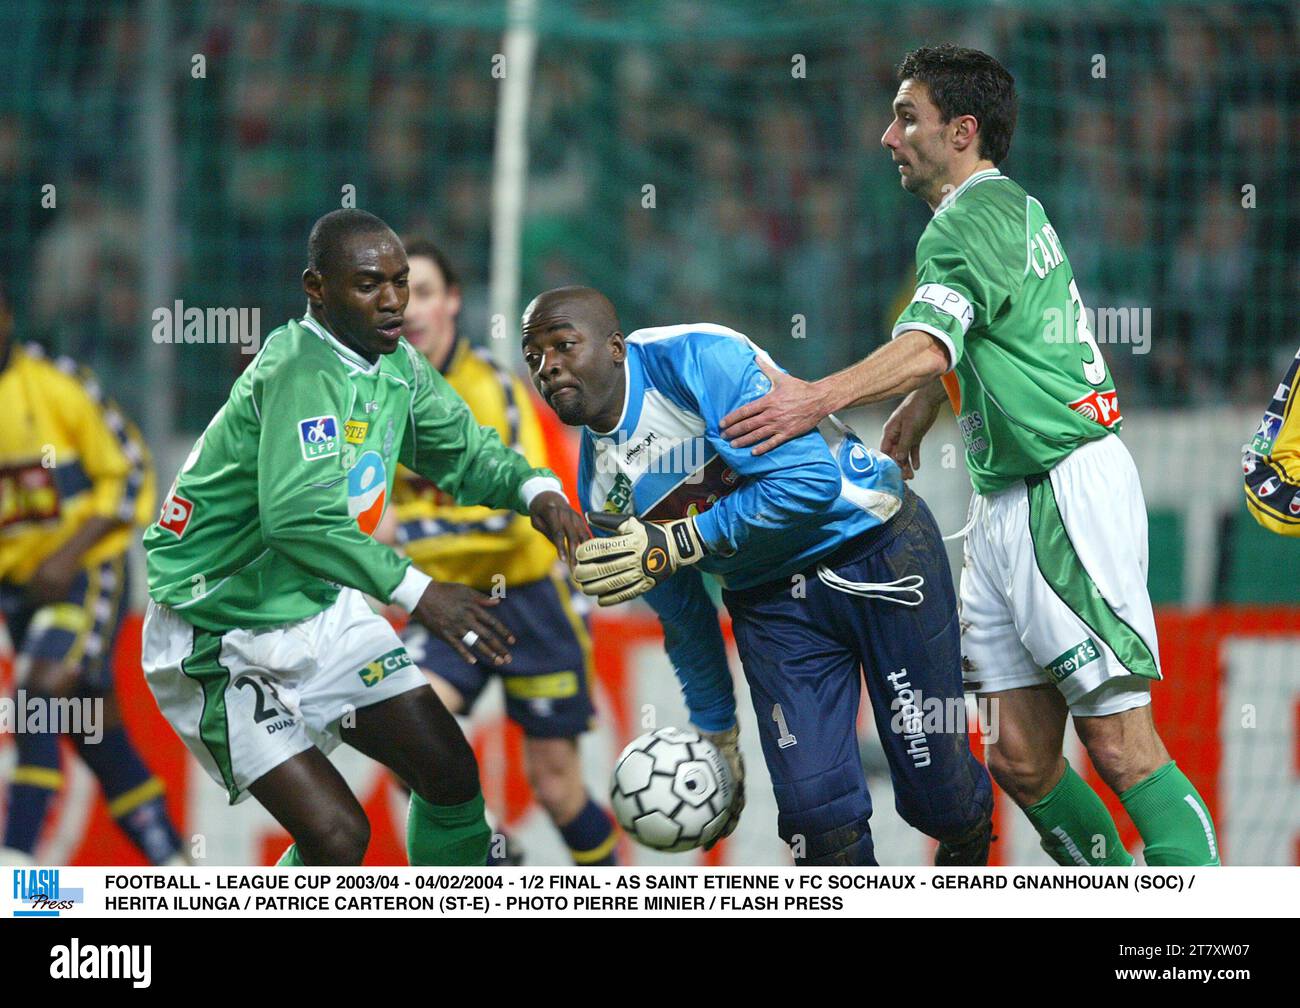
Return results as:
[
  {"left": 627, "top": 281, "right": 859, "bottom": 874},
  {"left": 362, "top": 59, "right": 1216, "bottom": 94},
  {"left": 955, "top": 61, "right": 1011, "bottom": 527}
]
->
[
  {"left": 358, "top": 647, "right": 413, "bottom": 687},
  {"left": 348, "top": 450, "right": 387, "bottom": 535},
  {"left": 12, "top": 868, "right": 83, "bottom": 917},
  {"left": 298, "top": 415, "right": 341, "bottom": 461}
]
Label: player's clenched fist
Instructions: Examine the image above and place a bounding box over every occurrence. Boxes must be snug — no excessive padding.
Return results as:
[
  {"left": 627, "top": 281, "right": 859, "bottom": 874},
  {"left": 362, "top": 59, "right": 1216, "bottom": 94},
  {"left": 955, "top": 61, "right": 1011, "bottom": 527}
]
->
[{"left": 574, "top": 511, "right": 706, "bottom": 605}]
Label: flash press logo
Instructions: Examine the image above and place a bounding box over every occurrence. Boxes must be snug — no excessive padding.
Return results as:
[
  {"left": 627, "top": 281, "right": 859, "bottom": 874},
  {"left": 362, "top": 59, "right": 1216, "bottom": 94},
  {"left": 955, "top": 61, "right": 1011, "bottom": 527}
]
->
[{"left": 11, "top": 868, "right": 83, "bottom": 917}]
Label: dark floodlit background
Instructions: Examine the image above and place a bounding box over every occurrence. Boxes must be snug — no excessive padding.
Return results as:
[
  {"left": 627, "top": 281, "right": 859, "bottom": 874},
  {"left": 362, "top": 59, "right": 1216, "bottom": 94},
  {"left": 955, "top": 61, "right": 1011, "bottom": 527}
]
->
[{"left": 1, "top": 0, "right": 1296, "bottom": 865}]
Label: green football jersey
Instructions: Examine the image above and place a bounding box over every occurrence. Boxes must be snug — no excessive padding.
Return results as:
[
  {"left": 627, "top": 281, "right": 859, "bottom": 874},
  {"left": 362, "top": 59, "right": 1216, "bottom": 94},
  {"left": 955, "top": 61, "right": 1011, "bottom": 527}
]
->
[
  {"left": 145, "top": 315, "right": 557, "bottom": 631},
  {"left": 893, "top": 168, "right": 1121, "bottom": 493}
]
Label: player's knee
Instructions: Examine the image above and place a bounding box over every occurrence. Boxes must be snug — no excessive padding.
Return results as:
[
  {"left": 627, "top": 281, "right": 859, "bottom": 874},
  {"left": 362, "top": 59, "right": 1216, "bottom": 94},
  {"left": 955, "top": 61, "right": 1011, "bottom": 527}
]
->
[
  {"left": 895, "top": 762, "right": 993, "bottom": 841},
  {"left": 986, "top": 744, "right": 1062, "bottom": 807},
  {"left": 25, "top": 659, "right": 80, "bottom": 699},
  {"left": 412, "top": 732, "right": 480, "bottom": 807},
  {"left": 299, "top": 810, "right": 370, "bottom": 866},
  {"left": 1080, "top": 732, "right": 1158, "bottom": 795},
  {"left": 1075, "top": 704, "right": 1168, "bottom": 794}
]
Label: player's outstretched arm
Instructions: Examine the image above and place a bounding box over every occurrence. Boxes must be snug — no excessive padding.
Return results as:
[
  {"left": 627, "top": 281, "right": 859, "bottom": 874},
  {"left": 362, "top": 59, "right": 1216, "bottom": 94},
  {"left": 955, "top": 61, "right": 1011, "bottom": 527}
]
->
[{"left": 720, "top": 331, "right": 948, "bottom": 455}]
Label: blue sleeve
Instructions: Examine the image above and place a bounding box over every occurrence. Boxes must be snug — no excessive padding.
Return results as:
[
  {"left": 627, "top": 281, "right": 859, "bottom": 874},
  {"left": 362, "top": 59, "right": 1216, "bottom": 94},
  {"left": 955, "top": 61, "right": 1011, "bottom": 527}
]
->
[
  {"left": 642, "top": 568, "right": 736, "bottom": 732},
  {"left": 661, "top": 337, "right": 841, "bottom": 556}
]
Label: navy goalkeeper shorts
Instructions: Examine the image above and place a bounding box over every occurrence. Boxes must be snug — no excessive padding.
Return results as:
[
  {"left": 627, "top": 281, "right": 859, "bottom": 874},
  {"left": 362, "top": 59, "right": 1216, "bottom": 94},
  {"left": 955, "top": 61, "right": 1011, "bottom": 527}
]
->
[{"left": 723, "top": 489, "right": 992, "bottom": 864}]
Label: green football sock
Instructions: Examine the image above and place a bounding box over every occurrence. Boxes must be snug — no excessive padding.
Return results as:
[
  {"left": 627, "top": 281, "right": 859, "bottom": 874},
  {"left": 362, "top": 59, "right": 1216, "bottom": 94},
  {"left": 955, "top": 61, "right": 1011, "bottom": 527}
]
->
[
  {"left": 1120, "top": 761, "right": 1220, "bottom": 866},
  {"left": 276, "top": 844, "right": 305, "bottom": 867},
  {"left": 1024, "top": 763, "right": 1134, "bottom": 866},
  {"left": 407, "top": 791, "right": 491, "bottom": 866}
]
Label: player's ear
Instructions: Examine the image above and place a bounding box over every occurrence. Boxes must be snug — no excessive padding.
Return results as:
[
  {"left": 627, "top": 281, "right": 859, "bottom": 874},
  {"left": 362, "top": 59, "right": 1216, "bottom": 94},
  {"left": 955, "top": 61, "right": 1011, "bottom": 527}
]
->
[
  {"left": 302, "top": 268, "right": 323, "bottom": 306},
  {"left": 608, "top": 331, "right": 626, "bottom": 363},
  {"left": 952, "top": 113, "right": 979, "bottom": 153}
]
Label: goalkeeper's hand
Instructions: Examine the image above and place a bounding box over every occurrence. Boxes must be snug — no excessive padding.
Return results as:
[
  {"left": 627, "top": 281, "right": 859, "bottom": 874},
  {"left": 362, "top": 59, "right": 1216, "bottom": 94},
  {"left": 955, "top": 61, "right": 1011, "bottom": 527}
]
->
[
  {"left": 695, "top": 723, "right": 745, "bottom": 849},
  {"left": 574, "top": 511, "right": 707, "bottom": 605}
]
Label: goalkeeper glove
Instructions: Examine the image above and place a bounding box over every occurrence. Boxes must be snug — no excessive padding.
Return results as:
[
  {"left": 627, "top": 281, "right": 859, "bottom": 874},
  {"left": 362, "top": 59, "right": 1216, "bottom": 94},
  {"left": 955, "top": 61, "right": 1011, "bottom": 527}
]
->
[
  {"left": 695, "top": 723, "right": 745, "bottom": 849},
  {"left": 575, "top": 511, "right": 707, "bottom": 605}
]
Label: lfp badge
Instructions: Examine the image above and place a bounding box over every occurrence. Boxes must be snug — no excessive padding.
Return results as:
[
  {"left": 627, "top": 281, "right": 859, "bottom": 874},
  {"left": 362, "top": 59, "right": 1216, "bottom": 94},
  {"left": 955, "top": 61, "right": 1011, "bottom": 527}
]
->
[
  {"left": 1251, "top": 412, "right": 1283, "bottom": 456},
  {"left": 298, "top": 415, "right": 341, "bottom": 461},
  {"left": 12, "top": 868, "right": 83, "bottom": 917}
]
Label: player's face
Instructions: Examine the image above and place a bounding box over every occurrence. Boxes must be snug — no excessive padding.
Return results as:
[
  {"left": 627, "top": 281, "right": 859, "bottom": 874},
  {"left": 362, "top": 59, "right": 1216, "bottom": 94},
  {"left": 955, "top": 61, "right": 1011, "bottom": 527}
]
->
[
  {"left": 522, "top": 314, "right": 623, "bottom": 429},
  {"left": 404, "top": 255, "right": 461, "bottom": 369},
  {"left": 882, "top": 80, "right": 950, "bottom": 203},
  {"left": 309, "top": 232, "right": 409, "bottom": 358}
]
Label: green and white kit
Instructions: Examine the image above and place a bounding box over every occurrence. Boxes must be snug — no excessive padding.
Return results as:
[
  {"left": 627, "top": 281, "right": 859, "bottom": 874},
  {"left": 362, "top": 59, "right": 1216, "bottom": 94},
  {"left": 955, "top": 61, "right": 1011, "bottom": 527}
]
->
[
  {"left": 894, "top": 169, "right": 1159, "bottom": 714},
  {"left": 142, "top": 315, "right": 560, "bottom": 800}
]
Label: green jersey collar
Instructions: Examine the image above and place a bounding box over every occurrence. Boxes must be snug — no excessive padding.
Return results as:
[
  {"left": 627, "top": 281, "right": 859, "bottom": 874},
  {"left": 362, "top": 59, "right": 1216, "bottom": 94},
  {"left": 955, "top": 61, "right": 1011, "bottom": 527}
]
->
[
  {"left": 299, "top": 313, "right": 381, "bottom": 374},
  {"left": 935, "top": 167, "right": 1005, "bottom": 215}
]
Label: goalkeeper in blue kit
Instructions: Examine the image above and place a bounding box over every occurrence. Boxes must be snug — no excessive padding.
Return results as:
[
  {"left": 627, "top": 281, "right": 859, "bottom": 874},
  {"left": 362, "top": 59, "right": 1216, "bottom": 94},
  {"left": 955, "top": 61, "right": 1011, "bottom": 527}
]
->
[{"left": 522, "top": 286, "right": 993, "bottom": 865}]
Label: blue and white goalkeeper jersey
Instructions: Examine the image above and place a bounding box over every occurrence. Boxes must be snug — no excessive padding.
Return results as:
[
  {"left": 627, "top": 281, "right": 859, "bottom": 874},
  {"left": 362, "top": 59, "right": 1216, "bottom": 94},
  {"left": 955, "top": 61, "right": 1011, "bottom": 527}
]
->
[{"left": 576, "top": 323, "right": 905, "bottom": 730}]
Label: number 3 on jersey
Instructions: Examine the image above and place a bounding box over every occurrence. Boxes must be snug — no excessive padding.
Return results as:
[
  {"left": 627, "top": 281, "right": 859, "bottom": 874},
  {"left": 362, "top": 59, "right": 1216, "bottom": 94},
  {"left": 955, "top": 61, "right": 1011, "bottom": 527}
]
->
[{"left": 1069, "top": 279, "right": 1107, "bottom": 387}]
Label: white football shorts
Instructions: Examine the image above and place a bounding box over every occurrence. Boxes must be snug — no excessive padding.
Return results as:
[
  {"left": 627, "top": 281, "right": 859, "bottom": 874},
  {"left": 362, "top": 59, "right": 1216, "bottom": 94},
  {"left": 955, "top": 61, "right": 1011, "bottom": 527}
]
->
[
  {"left": 959, "top": 434, "right": 1160, "bottom": 717},
  {"left": 142, "top": 588, "right": 427, "bottom": 803}
]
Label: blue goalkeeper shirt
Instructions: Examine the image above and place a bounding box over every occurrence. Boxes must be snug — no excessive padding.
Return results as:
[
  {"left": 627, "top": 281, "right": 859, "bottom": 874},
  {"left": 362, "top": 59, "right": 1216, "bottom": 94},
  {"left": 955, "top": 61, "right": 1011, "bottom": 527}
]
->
[{"left": 576, "top": 323, "right": 905, "bottom": 731}]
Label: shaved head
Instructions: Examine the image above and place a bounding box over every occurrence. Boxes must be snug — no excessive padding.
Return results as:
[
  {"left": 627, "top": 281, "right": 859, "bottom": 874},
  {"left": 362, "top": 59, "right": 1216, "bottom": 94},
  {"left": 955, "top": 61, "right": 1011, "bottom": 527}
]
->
[
  {"left": 521, "top": 286, "right": 627, "bottom": 430},
  {"left": 521, "top": 285, "right": 620, "bottom": 345}
]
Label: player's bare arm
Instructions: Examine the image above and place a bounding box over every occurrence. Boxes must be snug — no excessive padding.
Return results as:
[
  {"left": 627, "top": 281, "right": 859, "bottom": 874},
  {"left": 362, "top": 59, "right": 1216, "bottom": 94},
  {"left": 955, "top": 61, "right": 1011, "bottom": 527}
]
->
[{"left": 720, "top": 329, "right": 949, "bottom": 455}]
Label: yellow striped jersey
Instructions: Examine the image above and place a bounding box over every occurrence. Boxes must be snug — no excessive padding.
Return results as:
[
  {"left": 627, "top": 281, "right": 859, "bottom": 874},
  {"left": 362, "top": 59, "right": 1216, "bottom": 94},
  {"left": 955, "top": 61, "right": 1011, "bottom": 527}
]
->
[
  {"left": 391, "top": 339, "right": 557, "bottom": 589},
  {"left": 0, "top": 342, "right": 155, "bottom": 581},
  {"left": 1243, "top": 344, "right": 1300, "bottom": 536}
]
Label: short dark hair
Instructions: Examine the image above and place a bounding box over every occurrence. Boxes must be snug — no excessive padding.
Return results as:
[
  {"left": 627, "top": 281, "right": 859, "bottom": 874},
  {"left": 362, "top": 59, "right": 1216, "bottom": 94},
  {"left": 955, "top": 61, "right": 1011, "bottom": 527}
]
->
[
  {"left": 402, "top": 237, "right": 460, "bottom": 290},
  {"left": 897, "top": 44, "right": 1018, "bottom": 165},
  {"left": 307, "top": 208, "right": 396, "bottom": 277}
]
